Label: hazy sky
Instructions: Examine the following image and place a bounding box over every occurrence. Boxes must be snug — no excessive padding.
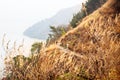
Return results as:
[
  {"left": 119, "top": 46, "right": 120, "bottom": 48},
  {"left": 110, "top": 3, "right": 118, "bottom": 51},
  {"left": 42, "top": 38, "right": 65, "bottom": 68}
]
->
[
  {"left": 0, "top": 0, "right": 87, "bottom": 35},
  {"left": 0, "top": 1, "right": 88, "bottom": 77}
]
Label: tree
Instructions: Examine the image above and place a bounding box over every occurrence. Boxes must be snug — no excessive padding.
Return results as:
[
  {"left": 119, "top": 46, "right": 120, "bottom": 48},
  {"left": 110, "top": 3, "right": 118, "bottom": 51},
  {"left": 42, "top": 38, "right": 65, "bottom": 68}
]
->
[
  {"left": 70, "top": 11, "right": 85, "bottom": 28},
  {"left": 46, "top": 25, "right": 71, "bottom": 46},
  {"left": 70, "top": 0, "right": 107, "bottom": 28},
  {"left": 31, "top": 42, "right": 43, "bottom": 54}
]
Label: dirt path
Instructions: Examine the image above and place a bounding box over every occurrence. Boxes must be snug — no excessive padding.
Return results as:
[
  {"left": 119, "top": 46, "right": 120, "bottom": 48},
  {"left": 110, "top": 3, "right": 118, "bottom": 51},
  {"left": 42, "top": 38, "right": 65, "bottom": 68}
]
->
[{"left": 56, "top": 43, "right": 86, "bottom": 59}]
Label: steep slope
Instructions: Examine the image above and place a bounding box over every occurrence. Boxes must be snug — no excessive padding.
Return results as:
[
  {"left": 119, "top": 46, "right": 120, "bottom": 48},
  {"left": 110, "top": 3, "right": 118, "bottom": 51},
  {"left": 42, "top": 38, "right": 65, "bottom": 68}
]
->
[
  {"left": 7, "top": 0, "right": 120, "bottom": 80},
  {"left": 32, "top": 0, "right": 120, "bottom": 79},
  {"left": 60, "top": 0, "right": 120, "bottom": 53},
  {"left": 24, "top": 5, "right": 81, "bottom": 40}
]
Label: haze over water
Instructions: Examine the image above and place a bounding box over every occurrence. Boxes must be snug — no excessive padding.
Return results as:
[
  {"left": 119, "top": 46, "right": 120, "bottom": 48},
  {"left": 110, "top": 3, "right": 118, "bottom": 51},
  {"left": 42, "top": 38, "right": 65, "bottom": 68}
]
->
[{"left": 0, "top": 0, "right": 87, "bottom": 79}]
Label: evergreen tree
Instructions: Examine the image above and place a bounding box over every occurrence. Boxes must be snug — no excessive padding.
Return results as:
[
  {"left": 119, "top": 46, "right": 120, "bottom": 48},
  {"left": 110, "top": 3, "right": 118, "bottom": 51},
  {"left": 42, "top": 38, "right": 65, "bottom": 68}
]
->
[
  {"left": 70, "top": 0, "right": 107, "bottom": 28},
  {"left": 31, "top": 42, "right": 43, "bottom": 54},
  {"left": 46, "top": 25, "right": 71, "bottom": 46}
]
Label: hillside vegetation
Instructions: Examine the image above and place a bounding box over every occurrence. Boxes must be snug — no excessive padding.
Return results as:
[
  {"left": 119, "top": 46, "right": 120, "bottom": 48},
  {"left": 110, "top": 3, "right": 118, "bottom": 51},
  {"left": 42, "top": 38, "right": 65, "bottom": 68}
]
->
[
  {"left": 3, "top": 0, "right": 120, "bottom": 80},
  {"left": 70, "top": 0, "right": 107, "bottom": 28}
]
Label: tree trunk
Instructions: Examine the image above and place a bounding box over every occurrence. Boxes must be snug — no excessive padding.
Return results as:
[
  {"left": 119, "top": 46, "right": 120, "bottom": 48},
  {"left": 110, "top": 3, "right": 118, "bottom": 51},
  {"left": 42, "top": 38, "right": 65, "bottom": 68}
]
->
[{"left": 100, "top": 0, "right": 120, "bottom": 13}]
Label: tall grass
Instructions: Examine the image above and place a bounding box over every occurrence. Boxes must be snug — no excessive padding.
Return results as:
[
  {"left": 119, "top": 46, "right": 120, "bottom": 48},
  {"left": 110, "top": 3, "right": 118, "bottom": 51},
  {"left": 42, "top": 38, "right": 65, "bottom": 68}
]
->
[{"left": 1, "top": 0, "right": 120, "bottom": 79}]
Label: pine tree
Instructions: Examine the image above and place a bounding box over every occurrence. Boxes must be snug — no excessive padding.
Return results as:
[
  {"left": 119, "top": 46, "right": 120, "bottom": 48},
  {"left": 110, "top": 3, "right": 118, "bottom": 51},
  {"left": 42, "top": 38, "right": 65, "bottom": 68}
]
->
[{"left": 70, "top": 0, "right": 107, "bottom": 28}]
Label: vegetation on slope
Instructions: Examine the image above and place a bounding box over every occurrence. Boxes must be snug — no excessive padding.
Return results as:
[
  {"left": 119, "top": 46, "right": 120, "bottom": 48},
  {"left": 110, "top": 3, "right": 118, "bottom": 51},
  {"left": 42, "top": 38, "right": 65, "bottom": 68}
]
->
[
  {"left": 31, "top": 42, "right": 43, "bottom": 54},
  {"left": 2, "top": 0, "right": 120, "bottom": 80},
  {"left": 46, "top": 25, "right": 72, "bottom": 46},
  {"left": 70, "top": 0, "right": 107, "bottom": 28},
  {"left": 59, "top": 0, "right": 120, "bottom": 79}
]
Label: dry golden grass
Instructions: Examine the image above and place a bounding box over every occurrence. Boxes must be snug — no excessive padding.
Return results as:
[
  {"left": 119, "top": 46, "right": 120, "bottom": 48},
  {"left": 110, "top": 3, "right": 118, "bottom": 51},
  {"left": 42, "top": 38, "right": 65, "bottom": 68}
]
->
[
  {"left": 59, "top": 1, "right": 120, "bottom": 79},
  {"left": 3, "top": 0, "right": 120, "bottom": 80}
]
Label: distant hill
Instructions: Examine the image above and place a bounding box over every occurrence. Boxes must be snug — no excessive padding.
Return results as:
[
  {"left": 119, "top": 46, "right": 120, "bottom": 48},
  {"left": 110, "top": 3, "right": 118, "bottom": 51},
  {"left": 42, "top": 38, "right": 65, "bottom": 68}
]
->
[{"left": 24, "top": 4, "right": 81, "bottom": 40}]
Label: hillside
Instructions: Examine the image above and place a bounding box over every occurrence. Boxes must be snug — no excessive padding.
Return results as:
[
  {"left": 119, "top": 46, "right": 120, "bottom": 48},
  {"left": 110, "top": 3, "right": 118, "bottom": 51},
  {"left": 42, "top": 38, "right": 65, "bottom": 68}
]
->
[
  {"left": 4, "top": 0, "right": 120, "bottom": 80},
  {"left": 24, "top": 4, "right": 81, "bottom": 40}
]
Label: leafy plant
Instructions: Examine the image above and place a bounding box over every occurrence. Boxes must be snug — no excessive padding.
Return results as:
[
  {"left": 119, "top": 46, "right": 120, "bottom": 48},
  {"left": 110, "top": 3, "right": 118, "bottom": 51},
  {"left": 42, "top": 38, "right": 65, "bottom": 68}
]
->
[
  {"left": 46, "top": 25, "right": 71, "bottom": 46},
  {"left": 31, "top": 42, "right": 43, "bottom": 54}
]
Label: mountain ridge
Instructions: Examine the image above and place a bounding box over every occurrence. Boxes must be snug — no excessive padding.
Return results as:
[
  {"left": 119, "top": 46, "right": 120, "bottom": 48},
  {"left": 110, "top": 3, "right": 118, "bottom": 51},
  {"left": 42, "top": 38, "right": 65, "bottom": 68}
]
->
[{"left": 24, "top": 4, "right": 81, "bottom": 40}]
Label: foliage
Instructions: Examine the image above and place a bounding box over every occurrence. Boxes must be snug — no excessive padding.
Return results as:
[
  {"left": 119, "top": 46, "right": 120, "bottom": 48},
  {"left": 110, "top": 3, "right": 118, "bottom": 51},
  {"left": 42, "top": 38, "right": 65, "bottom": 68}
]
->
[
  {"left": 56, "top": 68, "right": 92, "bottom": 80},
  {"left": 70, "top": 0, "right": 107, "bottom": 28},
  {"left": 46, "top": 25, "right": 71, "bottom": 46},
  {"left": 70, "top": 11, "right": 85, "bottom": 28},
  {"left": 86, "top": 0, "right": 106, "bottom": 14},
  {"left": 31, "top": 42, "right": 43, "bottom": 54},
  {"left": 13, "top": 55, "right": 31, "bottom": 68}
]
